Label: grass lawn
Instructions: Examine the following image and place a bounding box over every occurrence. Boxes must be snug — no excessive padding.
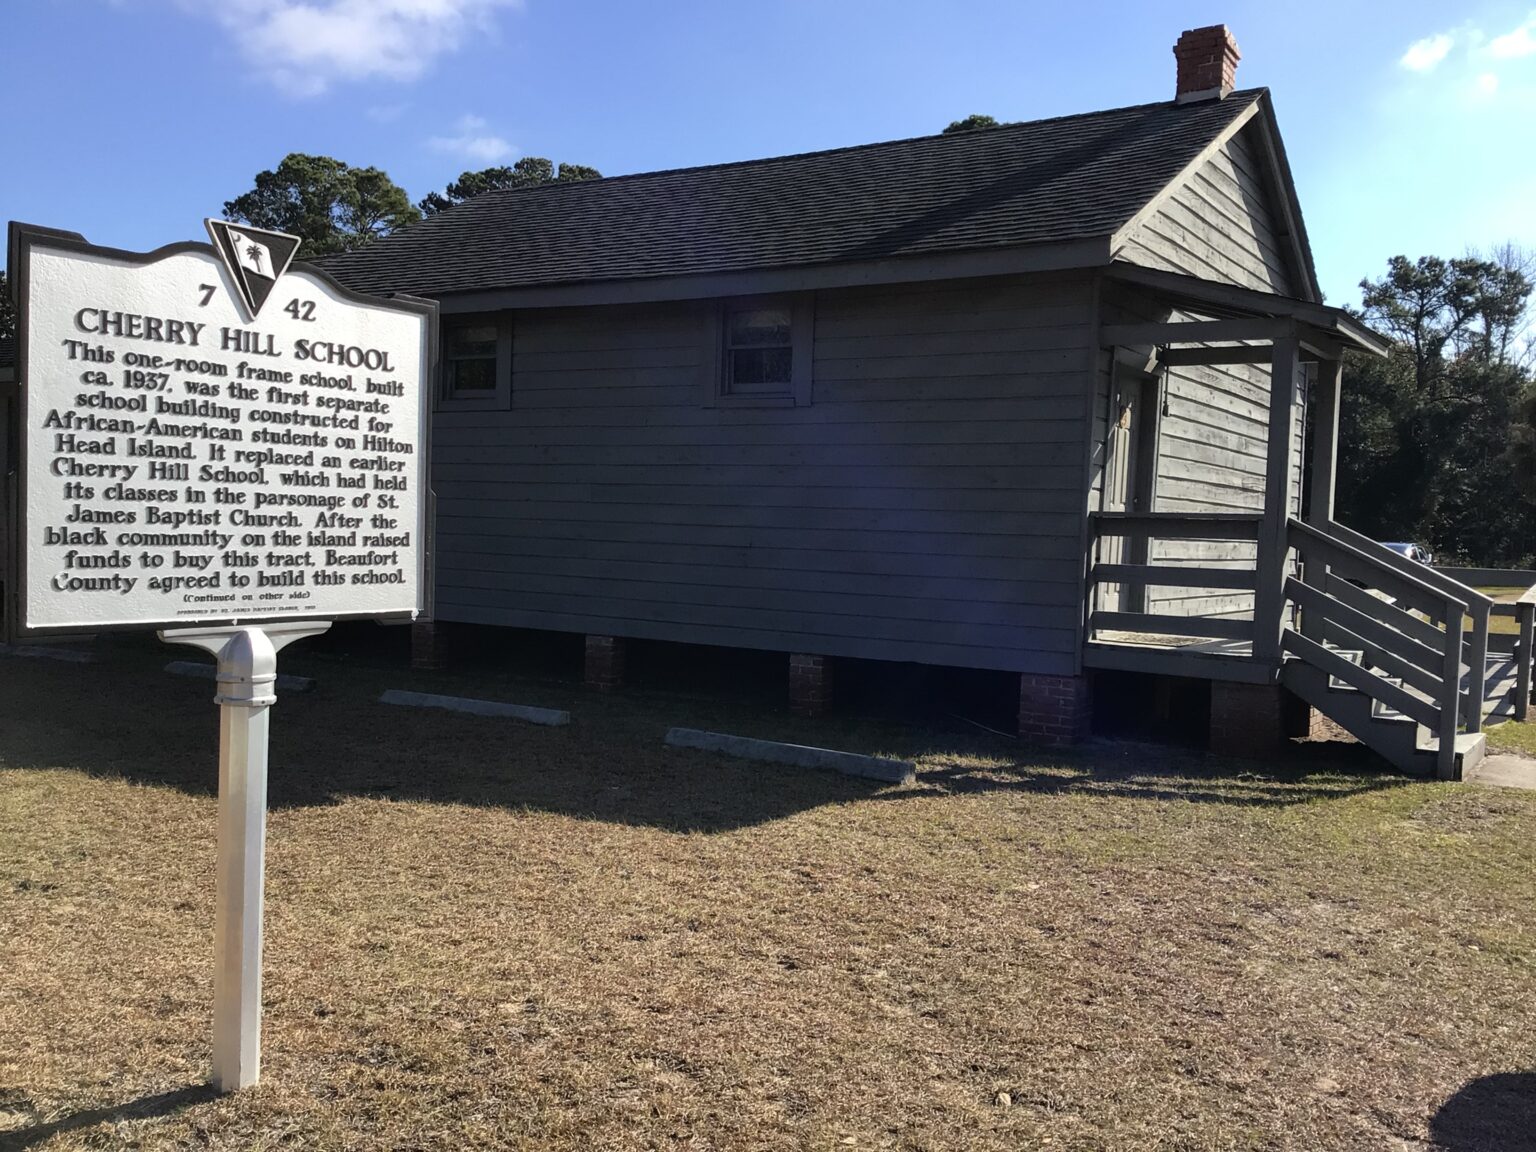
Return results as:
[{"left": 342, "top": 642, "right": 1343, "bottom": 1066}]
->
[
  {"left": 1488, "top": 715, "right": 1536, "bottom": 758},
  {"left": 1475, "top": 586, "right": 1531, "bottom": 638},
  {"left": 2, "top": 633, "right": 1535, "bottom": 1151}
]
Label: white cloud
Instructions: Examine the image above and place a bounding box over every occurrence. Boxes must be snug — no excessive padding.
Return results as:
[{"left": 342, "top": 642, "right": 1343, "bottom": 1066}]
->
[
  {"left": 1401, "top": 32, "right": 1455, "bottom": 72},
  {"left": 428, "top": 115, "right": 514, "bottom": 163},
  {"left": 1475, "top": 71, "right": 1501, "bottom": 95},
  {"left": 183, "top": 0, "right": 518, "bottom": 97},
  {"left": 1489, "top": 12, "right": 1536, "bottom": 58}
]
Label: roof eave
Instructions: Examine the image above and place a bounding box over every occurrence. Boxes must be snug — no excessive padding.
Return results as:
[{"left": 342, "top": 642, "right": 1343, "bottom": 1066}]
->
[
  {"left": 427, "top": 236, "right": 1118, "bottom": 314},
  {"left": 1104, "top": 263, "right": 1388, "bottom": 356}
]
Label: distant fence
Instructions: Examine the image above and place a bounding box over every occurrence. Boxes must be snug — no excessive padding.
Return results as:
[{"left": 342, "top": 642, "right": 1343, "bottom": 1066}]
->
[{"left": 1435, "top": 566, "right": 1536, "bottom": 589}]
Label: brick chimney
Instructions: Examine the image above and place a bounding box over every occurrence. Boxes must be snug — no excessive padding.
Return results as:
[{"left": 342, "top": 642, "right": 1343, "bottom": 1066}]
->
[{"left": 1173, "top": 25, "right": 1241, "bottom": 104}]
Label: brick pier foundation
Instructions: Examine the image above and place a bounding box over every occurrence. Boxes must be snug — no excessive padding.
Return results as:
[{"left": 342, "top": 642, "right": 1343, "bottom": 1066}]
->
[
  {"left": 789, "top": 653, "right": 834, "bottom": 717},
  {"left": 1209, "top": 681, "right": 1318, "bottom": 757},
  {"left": 410, "top": 620, "right": 446, "bottom": 670},
  {"left": 1017, "top": 673, "right": 1092, "bottom": 744},
  {"left": 584, "top": 635, "right": 628, "bottom": 692}
]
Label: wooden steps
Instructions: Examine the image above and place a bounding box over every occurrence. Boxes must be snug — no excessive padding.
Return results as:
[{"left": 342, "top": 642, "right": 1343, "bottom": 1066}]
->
[{"left": 1280, "top": 639, "right": 1488, "bottom": 779}]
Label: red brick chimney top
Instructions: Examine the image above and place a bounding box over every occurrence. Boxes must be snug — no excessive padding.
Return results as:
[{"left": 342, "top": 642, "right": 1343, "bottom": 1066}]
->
[{"left": 1174, "top": 25, "right": 1241, "bottom": 103}]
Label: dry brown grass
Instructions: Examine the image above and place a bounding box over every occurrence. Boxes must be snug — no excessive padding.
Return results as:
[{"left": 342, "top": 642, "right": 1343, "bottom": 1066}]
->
[{"left": 2, "top": 634, "right": 1535, "bottom": 1151}]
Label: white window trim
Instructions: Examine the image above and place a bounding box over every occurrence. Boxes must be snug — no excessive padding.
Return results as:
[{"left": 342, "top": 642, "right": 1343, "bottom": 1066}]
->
[
  {"left": 439, "top": 315, "right": 512, "bottom": 411},
  {"left": 701, "top": 294, "right": 813, "bottom": 408}
]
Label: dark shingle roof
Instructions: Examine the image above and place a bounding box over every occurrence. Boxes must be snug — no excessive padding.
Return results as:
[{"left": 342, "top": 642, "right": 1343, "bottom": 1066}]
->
[{"left": 339, "top": 90, "right": 1258, "bottom": 298}]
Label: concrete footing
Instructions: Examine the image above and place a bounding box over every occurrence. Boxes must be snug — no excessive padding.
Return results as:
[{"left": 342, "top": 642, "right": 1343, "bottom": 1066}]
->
[
  {"left": 665, "top": 726, "right": 915, "bottom": 784},
  {"left": 379, "top": 689, "right": 569, "bottom": 726}
]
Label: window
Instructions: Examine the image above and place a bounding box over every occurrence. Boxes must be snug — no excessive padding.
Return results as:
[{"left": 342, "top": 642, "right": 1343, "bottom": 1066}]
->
[
  {"left": 704, "top": 294, "right": 813, "bottom": 407},
  {"left": 440, "top": 317, "right": 511, "bottom": 409},
  {"left": 726, "top": 306, "right": 793, "bottom": 395}
]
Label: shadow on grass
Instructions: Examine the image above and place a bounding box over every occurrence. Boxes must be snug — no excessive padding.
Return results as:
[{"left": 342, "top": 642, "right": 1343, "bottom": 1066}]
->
[
  {"left": 0, "top": 636, "right": 1410, "bottom": 832},
  {"left": 0, "top": 1084, "right": 218, "bottom": 1151},
  {"left": 898, "top": 740, "right": 1411, "bottom": 809},
  {"left": 1431, "top": 1072, "right": 1536, "bottom": 1152}
]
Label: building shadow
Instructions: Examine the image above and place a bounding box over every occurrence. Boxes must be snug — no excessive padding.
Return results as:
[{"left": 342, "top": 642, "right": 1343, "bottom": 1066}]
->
[
  {"left": 0, "top": 634, "right": 1407, "bottom": 833},
  {"left": 0, "top": 1084, "right": 217, "bottom": 1151},
  {"left": 1430, "top": 1072, "right": 1536, "bottom": 1152}
]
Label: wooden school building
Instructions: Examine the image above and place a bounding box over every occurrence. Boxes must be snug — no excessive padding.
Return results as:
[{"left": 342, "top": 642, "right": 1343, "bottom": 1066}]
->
[{"left": 320, "top": 25, "right": 1533, "bottom": 776}]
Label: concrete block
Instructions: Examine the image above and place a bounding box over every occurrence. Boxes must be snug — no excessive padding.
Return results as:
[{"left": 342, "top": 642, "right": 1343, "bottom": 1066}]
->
[
  {"left": 379, "top": 689, "right": 570, "bottom": 727},
  {"left": 166, "top": 660, "right": 315, "bottom": 693},
  {"left": 664, "top": 726, "right": 915, "bottom": 784}
]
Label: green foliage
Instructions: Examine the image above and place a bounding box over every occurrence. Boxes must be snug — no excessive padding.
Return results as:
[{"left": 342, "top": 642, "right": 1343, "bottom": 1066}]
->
[
  {"left": 223, "top": 153, "right": 420, "bottom": 257},
  {"left": 942, "top": 114, "right": 1002, "bottom": 134},
  {"left": 419, "top": 158, "right": 603, "bottom": 216},
  {"left": 1339, "top": 252, "right": 1536, "bottom": 566},
  {"left": 1512, "top": 385, "right": 1536, "bottom": 501}
]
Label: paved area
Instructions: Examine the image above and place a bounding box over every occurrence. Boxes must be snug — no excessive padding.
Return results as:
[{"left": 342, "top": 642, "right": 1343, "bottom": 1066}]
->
[{"left": 1467, "top": 754, "right": 1536, "bottom": 790}]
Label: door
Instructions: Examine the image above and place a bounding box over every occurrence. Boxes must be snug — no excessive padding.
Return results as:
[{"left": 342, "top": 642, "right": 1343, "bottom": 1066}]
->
[{"left": 1099, "top": 366, "right": 1158, "bottom": 614}]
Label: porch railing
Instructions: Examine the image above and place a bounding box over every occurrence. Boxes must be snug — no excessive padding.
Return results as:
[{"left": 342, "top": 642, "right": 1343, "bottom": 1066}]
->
[{"left": 1086, "top": 512, "right": 1262, "bottom": 648}]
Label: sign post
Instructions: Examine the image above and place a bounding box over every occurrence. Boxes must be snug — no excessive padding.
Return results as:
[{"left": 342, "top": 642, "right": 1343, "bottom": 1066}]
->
[
  {"left": 160, "top": 622, "right": 330, "bottom": 1090},
  {"left": 7, "top": 219, "right": 434, "bottom": 1091}
]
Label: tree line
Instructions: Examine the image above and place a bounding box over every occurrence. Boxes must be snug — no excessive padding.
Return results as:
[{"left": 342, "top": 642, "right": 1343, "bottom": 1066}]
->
[
  {"left": 220, "top": 152, "right": 604, "bottom": 257},
  {"left": 1340, "top": 249, "right": 1535, "bottom": 567}
]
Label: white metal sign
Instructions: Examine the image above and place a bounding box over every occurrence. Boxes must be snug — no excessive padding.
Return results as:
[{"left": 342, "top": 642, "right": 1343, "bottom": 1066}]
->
[
  {"left": 8, "top": 219, "right": 436, "bottom": 1094},
  {"left": 10, "top": 222, "right": 433, "bottom": 632}
]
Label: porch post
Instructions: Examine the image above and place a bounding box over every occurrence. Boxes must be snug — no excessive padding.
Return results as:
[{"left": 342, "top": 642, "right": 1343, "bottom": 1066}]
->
[
  {"left": 1253, "top": 331, "right": 1299, "bottom": 663},
  {"left": 1300, "top": 358, "right": 1341, "bottom": 643},
  {"left": 1308, "top": 358, "right": 1341, "bottom": 526}
]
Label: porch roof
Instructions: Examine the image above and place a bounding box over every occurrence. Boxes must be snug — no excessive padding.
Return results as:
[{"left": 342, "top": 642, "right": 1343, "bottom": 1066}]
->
[{"left": 1104, "top": 263, "right": 1389, "bottom": 358}]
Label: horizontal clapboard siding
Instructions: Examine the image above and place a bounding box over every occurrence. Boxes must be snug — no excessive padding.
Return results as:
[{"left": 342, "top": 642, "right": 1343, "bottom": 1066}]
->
[
  {"left": 430, "top": 273, "right": 1096, "bottom": 673},
  {"left": 1100, "top": 128, "right": 1306, "bottom": 620},
  {"left": 1117, "top": 126, "right": 1294, "bottom": 295},
  {"left": 1095, "top": 281, "right": 1305, "bottom": 621}
]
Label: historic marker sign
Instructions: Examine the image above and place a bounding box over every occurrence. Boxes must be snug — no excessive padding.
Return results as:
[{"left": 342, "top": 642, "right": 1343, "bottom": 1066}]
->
[{"left": 8, "top": 221, "right": 434, "bottom": 632}]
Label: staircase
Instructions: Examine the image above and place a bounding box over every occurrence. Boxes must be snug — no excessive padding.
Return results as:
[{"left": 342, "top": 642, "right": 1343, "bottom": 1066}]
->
[
  {"left": 1280, "top": 639, "right": 1488, "bottom": 779},
  {"left": 1277, "top": 518, "right": 1519, "bottom": 780}
]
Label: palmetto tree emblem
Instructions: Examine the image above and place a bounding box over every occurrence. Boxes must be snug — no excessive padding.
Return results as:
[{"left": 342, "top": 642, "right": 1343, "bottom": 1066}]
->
[{"left": 205, "top": 218, "right": 302, "bottom": 319}]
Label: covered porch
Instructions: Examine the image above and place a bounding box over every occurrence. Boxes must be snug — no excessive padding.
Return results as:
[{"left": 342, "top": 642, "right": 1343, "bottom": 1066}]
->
[{"left": 1083, "top": 265, "right": 1533, "bottom": 778}]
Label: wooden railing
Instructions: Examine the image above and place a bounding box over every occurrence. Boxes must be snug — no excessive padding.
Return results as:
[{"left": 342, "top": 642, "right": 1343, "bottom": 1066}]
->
[
  {"left": 1490, "top": 583, "right": 1536, "bottom": 723},
  {"left": 1087, "top": 511, "right": 1531, "bottom": 740},
  {"left": 1086, "top": 512, "right": 1262, "bottom": 647},
  {"left": 1286, "top": 518, "right": 1468, "bottom": 778},
  {"left": 1320, "top": 520, "right": 1496, "bottom": 733}
]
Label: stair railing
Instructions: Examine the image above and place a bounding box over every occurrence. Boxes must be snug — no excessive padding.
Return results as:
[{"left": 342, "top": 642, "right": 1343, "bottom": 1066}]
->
[
  {"left": 1319, "top": 519, "right": 1494, "bottom": 732},
  {"left": 1285, "top": 518, "right": 1468, "bottom": 779}
]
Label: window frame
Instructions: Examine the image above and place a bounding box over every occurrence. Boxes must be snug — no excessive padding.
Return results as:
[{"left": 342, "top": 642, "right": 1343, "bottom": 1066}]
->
[
  {"left": 439, "top": 314, "right": 512, "bottom": 411},
  {"left": 702, "top": 293, "right": 813, "bottom": 408}
]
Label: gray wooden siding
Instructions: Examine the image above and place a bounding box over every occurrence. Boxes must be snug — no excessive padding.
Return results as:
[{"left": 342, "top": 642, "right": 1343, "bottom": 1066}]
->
[
  {"left": 1117, "top": 126, "right": 1295, "bottom": 295},
  {"left": 431, "top": 274, "right": 1096, "bottom": 673},
  {"left": 1092, "top": 128, "right": 1307, "bottom": 619},
  {"left": 1094, "top": 287, "right": 1307, "bottom": 620}
]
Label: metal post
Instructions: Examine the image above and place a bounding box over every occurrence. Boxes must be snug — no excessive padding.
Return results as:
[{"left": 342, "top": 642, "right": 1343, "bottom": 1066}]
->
[{"left": 159, "top": 621, "right": 330, "bottom": 1092}]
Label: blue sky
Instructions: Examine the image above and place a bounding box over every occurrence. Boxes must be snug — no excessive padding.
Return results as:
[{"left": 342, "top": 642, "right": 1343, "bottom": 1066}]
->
[{"left": 5, "top": 1, "right": 1535, "bottom": 307}]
